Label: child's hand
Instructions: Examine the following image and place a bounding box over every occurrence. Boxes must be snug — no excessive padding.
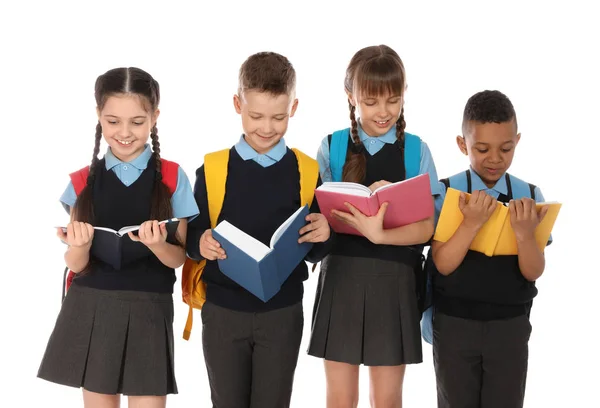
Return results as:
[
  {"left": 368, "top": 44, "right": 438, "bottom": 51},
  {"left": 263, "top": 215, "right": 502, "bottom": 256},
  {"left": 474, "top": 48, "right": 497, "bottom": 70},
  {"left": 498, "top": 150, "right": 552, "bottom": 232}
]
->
[
  {"left": 57, "top": 222, "right": 94, "bottom": 248},
  {"left": 332, "top": 202, "right": 388, "bottom": 244},
  {"left": 199, "top": 229, "right": 226, "bottom": 260},
  {"left": 128, "top": 220, "right": 167, "bottom": 248},
  {"left": 298, "top": 213, "right": 331, "bottom": 243},
  {"left": 509, "top": 198, "right": 549, "bottom": 242},
  {"left": 459, "top": 190, "right": 497, "bottom": 230},
  {"left": 368, "top": 180, "right": 391, "bottom": 192}
]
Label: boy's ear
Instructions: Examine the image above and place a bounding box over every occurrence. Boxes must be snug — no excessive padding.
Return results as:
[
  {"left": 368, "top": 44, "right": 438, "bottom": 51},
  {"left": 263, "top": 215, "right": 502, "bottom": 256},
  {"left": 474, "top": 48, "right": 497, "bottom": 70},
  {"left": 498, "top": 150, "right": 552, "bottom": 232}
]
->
[
  {"left": 289, "top": 98, "right": 299, "bottom": 117},
  {"left": 456, "top": 135, "right": 468, "bottom": 155},
  {"left": 516, "top": 132, "right": 521, "bottom": 145},
  {"left": 233, "top": 94, "right": 242, "bottom": 114}
]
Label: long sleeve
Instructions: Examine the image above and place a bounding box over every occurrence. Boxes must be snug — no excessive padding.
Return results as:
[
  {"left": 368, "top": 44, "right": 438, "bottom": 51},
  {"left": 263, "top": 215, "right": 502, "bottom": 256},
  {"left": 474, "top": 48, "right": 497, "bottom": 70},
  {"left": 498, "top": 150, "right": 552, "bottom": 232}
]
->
[
  {"left": 305, "top": 174, "right": 336, "bottom": 263},
  {"left": 185, "top": 166, "right": 211, "bottom": 261}
]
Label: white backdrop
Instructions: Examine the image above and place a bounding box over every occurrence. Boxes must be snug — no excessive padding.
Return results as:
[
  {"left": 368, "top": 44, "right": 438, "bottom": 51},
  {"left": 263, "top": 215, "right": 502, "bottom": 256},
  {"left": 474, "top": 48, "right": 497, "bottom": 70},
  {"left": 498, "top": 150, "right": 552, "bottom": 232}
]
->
[{"left": 1, "top": 0, "right": 597, "bottom": 406}]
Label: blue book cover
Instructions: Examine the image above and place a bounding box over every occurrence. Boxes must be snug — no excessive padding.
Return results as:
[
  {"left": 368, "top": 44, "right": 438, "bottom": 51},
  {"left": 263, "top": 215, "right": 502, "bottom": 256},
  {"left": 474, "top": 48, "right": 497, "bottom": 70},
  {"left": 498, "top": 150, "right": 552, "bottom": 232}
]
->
[{"left": 212, "top": 205, "right": 314, "bottom": 302}]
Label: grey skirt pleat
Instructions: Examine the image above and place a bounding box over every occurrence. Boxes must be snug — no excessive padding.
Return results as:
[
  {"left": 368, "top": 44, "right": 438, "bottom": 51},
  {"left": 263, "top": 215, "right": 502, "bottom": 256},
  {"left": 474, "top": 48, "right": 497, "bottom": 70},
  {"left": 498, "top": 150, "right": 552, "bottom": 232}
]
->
[
  {"left": 37, "top": 283, "right": 177, "bottom": 396},
  {"left": 308, "top": 255, "right": 423, "bottom": 366}
]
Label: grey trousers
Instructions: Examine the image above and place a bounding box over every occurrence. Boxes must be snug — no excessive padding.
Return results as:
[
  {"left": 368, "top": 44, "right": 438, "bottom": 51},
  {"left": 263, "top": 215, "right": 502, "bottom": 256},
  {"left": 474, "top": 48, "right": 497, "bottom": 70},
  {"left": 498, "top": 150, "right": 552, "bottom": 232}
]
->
[
  {"left": 201, "top": 301, "right": 304, "bottom": 408},
  {"left": 433, "top": 312, "right": 532, "bottom": 408}
]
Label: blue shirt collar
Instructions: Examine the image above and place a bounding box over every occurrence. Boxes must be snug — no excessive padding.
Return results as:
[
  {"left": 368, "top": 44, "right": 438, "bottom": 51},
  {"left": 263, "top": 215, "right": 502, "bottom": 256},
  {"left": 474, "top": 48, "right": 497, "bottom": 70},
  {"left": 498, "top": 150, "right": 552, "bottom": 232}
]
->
[
  {"left": 358, "top": 121, "right": 398, "bottom": 144},
  {"left": 469, "top": 167, "right": 508, "bottom": 195},
  {"left": 235, "top": 135, "right": 287, "bottom": 162},
  {"left": 105, "top": 144, "right": 153, "bottom": 170}
]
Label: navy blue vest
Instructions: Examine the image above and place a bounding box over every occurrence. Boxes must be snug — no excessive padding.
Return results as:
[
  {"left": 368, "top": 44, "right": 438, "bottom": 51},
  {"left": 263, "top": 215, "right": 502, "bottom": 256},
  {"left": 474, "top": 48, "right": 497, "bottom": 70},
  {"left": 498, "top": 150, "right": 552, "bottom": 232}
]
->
[{"left": 72, "top": 158, "right": 176, "bottom": 293}]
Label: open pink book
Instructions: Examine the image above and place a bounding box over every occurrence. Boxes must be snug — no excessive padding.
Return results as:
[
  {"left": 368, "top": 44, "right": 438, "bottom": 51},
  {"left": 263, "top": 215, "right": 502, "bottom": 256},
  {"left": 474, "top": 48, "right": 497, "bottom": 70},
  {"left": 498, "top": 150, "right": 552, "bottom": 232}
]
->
[{"left": 315, "top": 173, "right": 434, "bottom": 236}]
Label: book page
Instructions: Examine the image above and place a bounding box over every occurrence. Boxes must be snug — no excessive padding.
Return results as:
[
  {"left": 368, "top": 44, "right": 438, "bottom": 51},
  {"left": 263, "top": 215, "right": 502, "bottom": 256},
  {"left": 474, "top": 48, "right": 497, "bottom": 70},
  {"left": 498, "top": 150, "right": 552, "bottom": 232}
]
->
[
  {"left": 317, "top": 182, "right": 372, "bottom": 197},
  {"left": 117, "top": 218, "right": 179, "bottom": 236},
  {"left": 214, "top": 221, "right": 271, "bottom": 261},
  {"left": 270, "top": 206, "right": 306, "bottom": 248}
]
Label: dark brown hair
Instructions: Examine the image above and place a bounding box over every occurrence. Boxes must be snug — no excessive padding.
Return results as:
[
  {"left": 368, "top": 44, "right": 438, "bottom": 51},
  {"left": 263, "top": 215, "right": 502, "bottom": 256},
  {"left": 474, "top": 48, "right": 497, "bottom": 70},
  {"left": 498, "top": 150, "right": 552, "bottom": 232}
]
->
[
  {"left": 342, "top": 45, "right": 407, "bottom": 183},
  {"left": 72, "top": 67, "right": 173, "bottom": 224},
  {"left": 238, "top": 52, "right": 296, "bottom": 96}
]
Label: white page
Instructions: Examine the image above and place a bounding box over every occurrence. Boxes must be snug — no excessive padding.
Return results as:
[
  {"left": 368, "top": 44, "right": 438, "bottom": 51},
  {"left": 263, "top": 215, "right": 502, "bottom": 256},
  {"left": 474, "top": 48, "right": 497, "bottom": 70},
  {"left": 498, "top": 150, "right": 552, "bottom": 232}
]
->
[
  {"left": 317, "top": 182, "right": 372, "bottom": 196},
  {"left": 270, "top": 206, "right": 305, "bottom": 248},
  {"left": 214, "top": 221, "right": 271, "bottom": 262}
]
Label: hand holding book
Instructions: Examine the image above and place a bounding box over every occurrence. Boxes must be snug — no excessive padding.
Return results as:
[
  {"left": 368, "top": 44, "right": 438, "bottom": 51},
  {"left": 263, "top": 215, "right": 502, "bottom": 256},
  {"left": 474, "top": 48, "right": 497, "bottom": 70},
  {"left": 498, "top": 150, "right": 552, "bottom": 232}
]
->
[
  {"left": 509, "top": 198, "right": 550, "bottom": 242},
  {"left": 56, "top": 221, "right": 94, "bottom": 249},
  {"left": 459, "top": 190, "right": 498, "bottom": 231},
  {"left": 128, "top": 220, "right": 171, "bottom": 249},
  {"left": 332, "top": 202, "right": 389, "bottom": 244}
]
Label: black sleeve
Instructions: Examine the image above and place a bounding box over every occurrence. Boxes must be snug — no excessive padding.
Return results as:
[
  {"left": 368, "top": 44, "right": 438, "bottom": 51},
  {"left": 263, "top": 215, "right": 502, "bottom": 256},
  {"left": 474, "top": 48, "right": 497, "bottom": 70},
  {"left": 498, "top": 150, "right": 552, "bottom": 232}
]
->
[
  {"left": 185, "top": 165, "right": 211, "bottom": 261},
  {"left": 305, "top": 174, "right": 336, "bottom": 263}
]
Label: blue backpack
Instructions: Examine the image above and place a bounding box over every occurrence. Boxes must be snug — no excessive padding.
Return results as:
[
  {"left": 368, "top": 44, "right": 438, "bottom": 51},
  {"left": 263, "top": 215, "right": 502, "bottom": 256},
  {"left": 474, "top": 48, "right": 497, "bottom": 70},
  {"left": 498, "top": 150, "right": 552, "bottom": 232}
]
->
[
  {"left": 420, "top": 171, "right": 538, "bottom": 345},
  {"left": 328, "top": 128, "right": 422, "bottom": 182}
]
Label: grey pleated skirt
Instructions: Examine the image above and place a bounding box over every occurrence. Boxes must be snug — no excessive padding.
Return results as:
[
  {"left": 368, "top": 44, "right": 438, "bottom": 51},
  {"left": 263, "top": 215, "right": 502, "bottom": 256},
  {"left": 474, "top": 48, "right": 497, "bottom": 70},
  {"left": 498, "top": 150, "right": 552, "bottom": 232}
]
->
[
  {"left": 307, "top": 255, "right": 423, "bottom": 366},
  {"left": 37, "top": 283, "right": 177, "bottom": 396}
]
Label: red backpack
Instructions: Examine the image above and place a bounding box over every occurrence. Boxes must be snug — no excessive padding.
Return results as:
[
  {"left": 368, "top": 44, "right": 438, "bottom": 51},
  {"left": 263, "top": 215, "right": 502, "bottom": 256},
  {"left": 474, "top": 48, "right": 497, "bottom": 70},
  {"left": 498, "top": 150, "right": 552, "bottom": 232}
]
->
[{"left": 61, "top": 158, "right": 180, "bottom": 302}]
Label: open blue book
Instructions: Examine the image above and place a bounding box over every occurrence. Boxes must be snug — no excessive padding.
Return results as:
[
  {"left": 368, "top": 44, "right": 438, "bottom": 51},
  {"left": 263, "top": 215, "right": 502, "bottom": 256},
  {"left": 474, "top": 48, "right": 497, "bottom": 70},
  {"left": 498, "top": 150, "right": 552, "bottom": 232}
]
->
[{"left": 212, "top": 205, "right": 313, "bottom": 302}]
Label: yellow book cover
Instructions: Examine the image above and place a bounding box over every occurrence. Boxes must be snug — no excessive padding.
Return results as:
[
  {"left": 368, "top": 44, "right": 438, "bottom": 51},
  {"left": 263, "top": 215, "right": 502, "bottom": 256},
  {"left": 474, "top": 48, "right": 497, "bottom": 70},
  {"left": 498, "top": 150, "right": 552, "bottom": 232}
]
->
[
  {"left": 434, "top": 188, "right": 508, "bottom": 256},
  {"left": 434, "top": 188, "right": 561, "bottom": 256}
]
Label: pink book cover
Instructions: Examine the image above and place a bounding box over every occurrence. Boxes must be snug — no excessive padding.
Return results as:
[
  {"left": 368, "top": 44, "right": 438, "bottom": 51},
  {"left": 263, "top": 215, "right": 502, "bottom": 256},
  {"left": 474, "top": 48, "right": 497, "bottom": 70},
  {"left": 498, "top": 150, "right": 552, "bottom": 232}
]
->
[{"left": 315, "top": 173, "right": 434, "bottom": 236}]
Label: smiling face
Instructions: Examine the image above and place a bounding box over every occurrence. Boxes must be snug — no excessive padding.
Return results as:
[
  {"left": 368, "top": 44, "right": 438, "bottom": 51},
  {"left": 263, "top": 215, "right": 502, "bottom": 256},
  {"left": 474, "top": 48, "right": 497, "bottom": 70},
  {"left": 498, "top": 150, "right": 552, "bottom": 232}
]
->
[
  {"left": 458, "top": 119, "right": 520, "bottom": 187},
  {"left": 349, "top": 90, "right": 403, "bottom": 137},
  {"left": 97, "top": 93, "right": 158, "bottom": 162},
  {"left": 233, "top": 89, "right": 298, "bottom": 154}
]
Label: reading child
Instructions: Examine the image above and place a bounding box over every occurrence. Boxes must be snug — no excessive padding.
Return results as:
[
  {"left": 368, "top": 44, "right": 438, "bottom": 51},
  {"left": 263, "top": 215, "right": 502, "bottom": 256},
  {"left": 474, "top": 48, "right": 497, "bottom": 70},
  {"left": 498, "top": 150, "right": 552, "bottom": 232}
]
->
[
  {"left": 430, "top": 90, "right": 551, "bottom": 408},
  {"left": 37, "top": 67, "right": 199, "bottom": 408},
  {"left": 185, "top": 52, "right": 334, "bottom": 408},
  {"left": 307, "top": 44, "right": 441, "bottom": 408}
]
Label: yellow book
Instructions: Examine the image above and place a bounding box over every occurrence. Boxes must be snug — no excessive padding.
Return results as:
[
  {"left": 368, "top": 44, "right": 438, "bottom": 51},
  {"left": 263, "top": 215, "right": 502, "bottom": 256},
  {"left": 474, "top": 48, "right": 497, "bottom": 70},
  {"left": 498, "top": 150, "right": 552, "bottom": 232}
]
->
[{"left": 434, "top": 188, "right": 561, "bottom": 256}]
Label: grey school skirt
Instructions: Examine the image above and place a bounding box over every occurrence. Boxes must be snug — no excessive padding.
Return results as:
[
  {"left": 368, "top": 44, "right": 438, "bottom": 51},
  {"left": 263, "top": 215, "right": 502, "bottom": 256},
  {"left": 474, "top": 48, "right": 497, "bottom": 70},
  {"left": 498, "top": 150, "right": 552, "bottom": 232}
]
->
[
  {"left": 37, "top": 283, "right": 177, "bottom": 396},
  {"left": 307, "top": 255, "right": 423, "bottom": 366}
]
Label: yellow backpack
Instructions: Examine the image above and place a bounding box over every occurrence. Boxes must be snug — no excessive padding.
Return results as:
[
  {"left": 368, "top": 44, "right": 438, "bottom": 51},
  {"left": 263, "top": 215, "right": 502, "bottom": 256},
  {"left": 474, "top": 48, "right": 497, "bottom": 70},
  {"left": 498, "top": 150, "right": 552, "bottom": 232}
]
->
[{"left": 181, "top": 147, "right": 319, "bottom": 340}]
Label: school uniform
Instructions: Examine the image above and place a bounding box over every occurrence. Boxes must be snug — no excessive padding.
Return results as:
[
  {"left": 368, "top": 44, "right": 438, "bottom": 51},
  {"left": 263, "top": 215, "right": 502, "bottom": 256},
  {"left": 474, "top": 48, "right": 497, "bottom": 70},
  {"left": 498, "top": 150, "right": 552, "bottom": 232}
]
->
[
  {"left": 37, "top": 144, "right": 199, "bottom": 396},
  {"left": 307, "top": 124, "right": 441, "bottom": 366},
  {"left": 431, "top": 168, "right": 550, "bottom": 408},
  {"left": 186, "top": 136, "right": 335, "bottom": 408}
]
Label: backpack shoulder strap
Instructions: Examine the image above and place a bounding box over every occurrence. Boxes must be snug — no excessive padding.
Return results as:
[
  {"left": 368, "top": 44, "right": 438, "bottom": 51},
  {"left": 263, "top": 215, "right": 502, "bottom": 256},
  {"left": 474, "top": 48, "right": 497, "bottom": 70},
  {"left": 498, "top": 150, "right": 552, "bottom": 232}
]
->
[
  {"left": 440, "top": 178, "right": 450, "bottom": 191},
  {"left": 329, "top": 128, "right": 350, "bottom": 182},
  {"left": 159, "top": 158, "right": 179, "bottom": 196},
  {"left": 292, "top": 148, "right": 319, "bottom": 207},
  {"left": 69, "top": 166, "right": 90, "bottom": 196},
  {"left": 203, "top": 149, "right": 230, "bottom": 228},
  {"left": 528, "top": 183, "right": 537, "bottom": 200},
  {"left": 404, "top": 133, "right": 422, "bottom": 179}
]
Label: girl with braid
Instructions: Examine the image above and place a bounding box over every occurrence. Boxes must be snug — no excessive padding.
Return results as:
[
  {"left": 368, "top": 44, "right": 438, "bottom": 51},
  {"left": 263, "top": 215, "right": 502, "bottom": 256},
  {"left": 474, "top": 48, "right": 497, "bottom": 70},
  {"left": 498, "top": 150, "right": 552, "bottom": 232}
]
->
[
  {"left": 38, "top": 67, "right": 198, "bottom": 408},
  {"left": 307, "top": 45, "right": 442, "bottom": 408}
]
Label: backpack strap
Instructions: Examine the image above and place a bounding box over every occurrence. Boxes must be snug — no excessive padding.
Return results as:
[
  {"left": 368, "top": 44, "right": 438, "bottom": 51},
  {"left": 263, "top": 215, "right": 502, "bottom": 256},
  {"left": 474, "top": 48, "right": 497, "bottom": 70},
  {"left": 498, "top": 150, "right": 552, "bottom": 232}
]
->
[
  {"left": 403, "top": 133, "right": 422, "bottom": 179},
  {"left": 203, "top": 149, "right": 230, "bottom": 228},
  {"left": 329, "top": 128, "right": 350, "bottom": 182},
  {"left": 529, "top": 183, "right": 537, "bottom": 200},
  {"left": 329, "top": 128, "right": 422, "bottom": 181},
  {"left": 292, "top": 148, "right": 319, "bottom": 207},
  {"left": 69, "top": 166, "right": 90, "bottom": 196},
  {"left": 159, "top": 158, "right": 179, "bottom": 196},
  {"left": 440, "top": 178, "right": 450, "bottom": 191},
  {"left": 182, "top": 148, "right": 230, "bottom": 340}
]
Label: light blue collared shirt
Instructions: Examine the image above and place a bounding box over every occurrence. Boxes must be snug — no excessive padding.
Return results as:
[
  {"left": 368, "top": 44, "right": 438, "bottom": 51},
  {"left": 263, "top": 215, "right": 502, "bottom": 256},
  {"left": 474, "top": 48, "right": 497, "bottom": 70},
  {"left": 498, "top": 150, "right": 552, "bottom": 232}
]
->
[
  {"left": 316, "top": 123, "right": 442, "bottom": 197},
  {"left": 234, "top": 135, "right": 287, "bottom": 167},
  {"left": 60, "top": 144, "right": 199, "bottom": 220}
]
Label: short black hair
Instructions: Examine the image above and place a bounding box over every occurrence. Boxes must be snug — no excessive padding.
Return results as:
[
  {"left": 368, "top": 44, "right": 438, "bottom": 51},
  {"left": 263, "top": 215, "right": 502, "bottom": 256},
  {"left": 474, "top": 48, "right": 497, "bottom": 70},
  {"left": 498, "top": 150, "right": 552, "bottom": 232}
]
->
[{"left": 462, "top": 90, "right": 517, "bottom": 135}]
